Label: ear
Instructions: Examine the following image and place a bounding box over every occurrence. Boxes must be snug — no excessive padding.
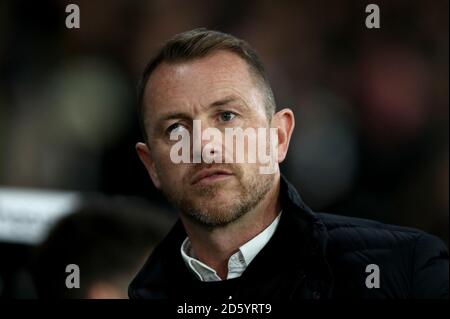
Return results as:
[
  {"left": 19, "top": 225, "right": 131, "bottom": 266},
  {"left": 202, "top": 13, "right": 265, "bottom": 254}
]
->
[
  {"left": 136, "top": 142, "right": 162, "bottom": 189},
  {"left": 272, "top": 108, "right": 295, "bottom": 163}
]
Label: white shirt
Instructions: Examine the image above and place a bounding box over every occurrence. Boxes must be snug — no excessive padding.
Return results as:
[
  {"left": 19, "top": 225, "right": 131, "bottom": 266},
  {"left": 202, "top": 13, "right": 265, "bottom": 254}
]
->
[{"left": 180, "top": 212, "right": 282, "bottom": 282}]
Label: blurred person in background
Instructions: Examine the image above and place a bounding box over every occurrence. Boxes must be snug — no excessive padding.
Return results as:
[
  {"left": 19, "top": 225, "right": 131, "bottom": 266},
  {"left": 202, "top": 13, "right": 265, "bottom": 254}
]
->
[{"left": 33, "top": 199, "right": 172, "bottom": 299}]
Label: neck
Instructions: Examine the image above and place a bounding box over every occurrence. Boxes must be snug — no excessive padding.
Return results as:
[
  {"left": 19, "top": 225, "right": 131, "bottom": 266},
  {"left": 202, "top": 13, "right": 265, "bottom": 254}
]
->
[{"left": 180, "top": 174, "right": 281, "bottom": 280}]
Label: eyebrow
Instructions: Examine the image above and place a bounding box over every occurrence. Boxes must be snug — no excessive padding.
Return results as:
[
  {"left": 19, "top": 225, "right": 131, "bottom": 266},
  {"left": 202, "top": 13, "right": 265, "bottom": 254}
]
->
[
  {"left": 156, "top": 95, "right": 247, "bottom": 127},
  {"left": 209, "top": 95, "right": 242, "bottom": 107},
  {"left": 159, "top": 112, "right": 191, "bottom": 122}
]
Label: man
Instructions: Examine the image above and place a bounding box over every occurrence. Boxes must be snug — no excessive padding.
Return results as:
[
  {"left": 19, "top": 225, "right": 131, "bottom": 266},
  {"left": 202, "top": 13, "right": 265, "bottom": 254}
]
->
[{"left": 129, "top": 28, "right": 448, "bottom": 299}]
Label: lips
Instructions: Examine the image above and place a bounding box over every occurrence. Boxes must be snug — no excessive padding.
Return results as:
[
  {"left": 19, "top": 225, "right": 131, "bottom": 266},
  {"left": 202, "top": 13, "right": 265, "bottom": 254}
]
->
[{"left": 190, "top": 168, "right": 233, "bottom": 185}]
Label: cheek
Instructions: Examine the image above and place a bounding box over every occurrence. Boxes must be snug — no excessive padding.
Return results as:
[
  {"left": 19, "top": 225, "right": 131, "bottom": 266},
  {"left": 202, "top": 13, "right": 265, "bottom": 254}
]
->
[
  {"left": 238, "top": 162, "right": 260, "bottom": 179},
  {"left": 156, "top": 155, "right": 191, "bottom": 186},
  {"left": 157, "top": 157, "right": 184, "bottom": 176},
  {"left": 152, "top": 145, "right": 181, "bottom": 175},
  {"left": 248, "top": 122, "right": 273, "bottom": 165}
]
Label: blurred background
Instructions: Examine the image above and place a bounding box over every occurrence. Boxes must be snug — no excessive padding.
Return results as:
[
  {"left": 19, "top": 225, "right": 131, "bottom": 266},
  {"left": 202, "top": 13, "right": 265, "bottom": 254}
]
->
[{"left": 0, "top": 0, "right": 448, "bottom": 298}]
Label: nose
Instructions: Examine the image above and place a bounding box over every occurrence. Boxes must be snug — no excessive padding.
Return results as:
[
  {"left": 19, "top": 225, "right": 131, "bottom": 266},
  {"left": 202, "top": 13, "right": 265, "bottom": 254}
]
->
[{"left": 192, "top": 119, "right": 223, "bottom": 163}]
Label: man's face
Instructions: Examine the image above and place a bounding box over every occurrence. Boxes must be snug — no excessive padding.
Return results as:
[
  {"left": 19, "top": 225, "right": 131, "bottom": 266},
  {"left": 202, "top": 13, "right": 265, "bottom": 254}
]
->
[{"left": 139, "top": 50, "right": 277, "bottom": 228}]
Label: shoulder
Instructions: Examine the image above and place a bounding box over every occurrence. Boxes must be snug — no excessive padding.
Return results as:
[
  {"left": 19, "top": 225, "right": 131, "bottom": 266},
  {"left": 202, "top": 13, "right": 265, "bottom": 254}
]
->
[
  {"left": 316, "top": 212, "right": 425, "bottom": 251},
  {"left": 315, "top": 213, "right": 449, "bottom": 298}
]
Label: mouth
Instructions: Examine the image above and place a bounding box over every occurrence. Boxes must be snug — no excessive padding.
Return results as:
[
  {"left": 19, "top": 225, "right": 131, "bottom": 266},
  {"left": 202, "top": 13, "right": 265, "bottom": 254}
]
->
[{"left": 191, "top": 168, "right": 234, "bottom": 185}]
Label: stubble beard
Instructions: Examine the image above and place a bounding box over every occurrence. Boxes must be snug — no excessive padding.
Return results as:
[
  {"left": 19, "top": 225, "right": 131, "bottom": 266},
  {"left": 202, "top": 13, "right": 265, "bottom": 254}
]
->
[{"left": 160, "top": 165, "right": 275, "bottom": 229}]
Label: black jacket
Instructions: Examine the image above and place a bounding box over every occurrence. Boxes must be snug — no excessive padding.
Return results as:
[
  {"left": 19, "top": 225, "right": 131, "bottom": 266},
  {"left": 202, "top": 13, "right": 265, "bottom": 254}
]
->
[{"left": 129, "top": 176, "right": 449, "bottom": 299}]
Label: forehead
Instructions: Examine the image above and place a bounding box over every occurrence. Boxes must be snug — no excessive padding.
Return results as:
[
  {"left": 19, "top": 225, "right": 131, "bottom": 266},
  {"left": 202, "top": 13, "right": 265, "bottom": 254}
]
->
[{"left": 143, "top": 50, "right": 262, "bottom": 115}]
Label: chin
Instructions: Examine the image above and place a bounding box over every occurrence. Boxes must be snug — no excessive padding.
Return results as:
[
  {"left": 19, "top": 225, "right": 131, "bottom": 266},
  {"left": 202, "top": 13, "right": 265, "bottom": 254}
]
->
[{"left": 190, "top": 208, "right": 244, "bottom": 228}]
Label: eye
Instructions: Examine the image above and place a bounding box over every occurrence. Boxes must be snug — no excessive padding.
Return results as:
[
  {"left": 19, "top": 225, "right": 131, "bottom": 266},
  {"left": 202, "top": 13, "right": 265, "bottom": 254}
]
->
[
  {"left": 219, "top": 111, "right": 236, "bottom": 122},
  {"left": 166, "top": 123, "right": 187, "bottom": 135}
]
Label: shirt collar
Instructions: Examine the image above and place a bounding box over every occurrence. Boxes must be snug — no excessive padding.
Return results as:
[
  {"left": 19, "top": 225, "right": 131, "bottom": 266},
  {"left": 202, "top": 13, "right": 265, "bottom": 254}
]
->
[{"left": 180, "top": 211, "right": 282, "bottom": 281}]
